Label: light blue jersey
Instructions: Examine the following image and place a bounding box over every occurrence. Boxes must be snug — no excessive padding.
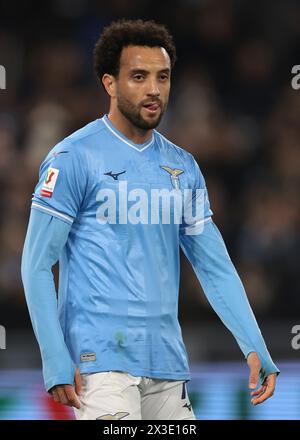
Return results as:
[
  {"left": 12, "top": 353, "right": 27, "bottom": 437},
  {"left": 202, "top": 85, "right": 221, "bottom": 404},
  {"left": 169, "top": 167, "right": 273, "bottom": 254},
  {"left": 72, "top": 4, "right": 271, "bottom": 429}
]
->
[{"left": 22, "top": 115, "right": 279, "bottom": 391}]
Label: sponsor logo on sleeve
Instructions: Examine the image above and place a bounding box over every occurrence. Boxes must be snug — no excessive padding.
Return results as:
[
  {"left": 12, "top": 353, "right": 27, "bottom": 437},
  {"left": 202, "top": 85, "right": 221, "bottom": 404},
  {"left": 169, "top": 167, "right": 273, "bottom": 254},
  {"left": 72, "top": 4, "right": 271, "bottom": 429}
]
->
[{"left": 40, "top": 167, "right": 59, "bottom": 198}]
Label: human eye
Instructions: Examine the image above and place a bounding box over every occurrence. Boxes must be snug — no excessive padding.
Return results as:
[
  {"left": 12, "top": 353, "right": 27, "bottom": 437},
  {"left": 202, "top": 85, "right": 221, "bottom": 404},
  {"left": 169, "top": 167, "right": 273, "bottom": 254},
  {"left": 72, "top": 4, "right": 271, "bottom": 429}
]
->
[
  {"left": 133, "top": 73, "right": 145, "bottom": 81},
  {"left": 159, "top": 73, "right": 169, "bottom": 81}
]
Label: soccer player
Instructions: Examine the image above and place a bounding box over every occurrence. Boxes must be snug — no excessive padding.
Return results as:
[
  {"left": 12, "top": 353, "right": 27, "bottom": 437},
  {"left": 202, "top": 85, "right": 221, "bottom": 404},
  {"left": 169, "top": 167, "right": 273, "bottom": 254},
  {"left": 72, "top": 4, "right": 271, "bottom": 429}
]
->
[{"left": 21, "top": 19, "right": 279, "bottom": 420}]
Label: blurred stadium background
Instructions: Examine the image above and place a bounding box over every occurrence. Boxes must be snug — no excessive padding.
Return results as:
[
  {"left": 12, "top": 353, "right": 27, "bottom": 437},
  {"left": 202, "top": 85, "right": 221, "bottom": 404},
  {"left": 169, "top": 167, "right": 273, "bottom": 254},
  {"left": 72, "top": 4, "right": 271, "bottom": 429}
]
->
[{"left": 0, "top": 0, "right": 299, "bottom": 419}]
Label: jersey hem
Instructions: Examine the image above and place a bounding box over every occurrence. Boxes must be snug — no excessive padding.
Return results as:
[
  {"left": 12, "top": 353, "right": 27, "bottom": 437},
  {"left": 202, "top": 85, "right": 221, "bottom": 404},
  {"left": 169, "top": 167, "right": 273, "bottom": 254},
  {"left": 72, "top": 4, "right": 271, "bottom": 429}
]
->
[{"left": 77, "top": 365, "right": 191, "bottom": 381}]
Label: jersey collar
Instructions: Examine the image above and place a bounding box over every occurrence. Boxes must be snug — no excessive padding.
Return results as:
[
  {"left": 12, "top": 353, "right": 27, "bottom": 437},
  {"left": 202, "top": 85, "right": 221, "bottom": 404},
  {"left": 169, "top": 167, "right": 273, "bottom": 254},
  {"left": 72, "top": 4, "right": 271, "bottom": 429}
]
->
[{"left": 101, "top": 114, "right": 155, "bottom": 152}]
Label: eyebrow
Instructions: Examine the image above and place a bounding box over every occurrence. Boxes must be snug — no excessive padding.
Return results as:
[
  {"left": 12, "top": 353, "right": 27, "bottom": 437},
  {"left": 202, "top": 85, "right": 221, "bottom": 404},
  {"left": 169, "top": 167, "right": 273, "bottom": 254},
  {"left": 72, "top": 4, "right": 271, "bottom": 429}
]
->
[{"left": 130, "top": 68, "right": 171, "bottom": 75}]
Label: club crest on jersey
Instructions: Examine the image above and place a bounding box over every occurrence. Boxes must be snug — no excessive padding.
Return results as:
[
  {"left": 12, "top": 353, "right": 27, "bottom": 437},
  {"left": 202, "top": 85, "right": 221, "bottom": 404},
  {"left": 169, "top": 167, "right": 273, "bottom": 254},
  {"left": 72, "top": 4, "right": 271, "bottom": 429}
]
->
[
  {"left": 40, "top": 167, "right": 59, "bottom": 198},
  {"left": 160, "top": 166, "right": 184, "bottom": 190}
]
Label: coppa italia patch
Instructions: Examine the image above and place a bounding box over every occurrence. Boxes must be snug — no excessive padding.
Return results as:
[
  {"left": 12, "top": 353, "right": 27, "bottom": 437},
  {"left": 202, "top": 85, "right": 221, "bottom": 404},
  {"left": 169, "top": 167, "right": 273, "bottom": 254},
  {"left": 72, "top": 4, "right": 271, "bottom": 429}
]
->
[{"left": 40, "top": 167, "right": 59, "bottom": 198}]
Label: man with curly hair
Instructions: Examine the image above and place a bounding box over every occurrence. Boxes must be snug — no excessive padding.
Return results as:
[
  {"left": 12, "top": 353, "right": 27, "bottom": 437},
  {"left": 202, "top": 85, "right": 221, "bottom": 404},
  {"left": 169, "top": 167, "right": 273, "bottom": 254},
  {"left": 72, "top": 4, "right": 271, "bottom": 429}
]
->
[{"left": 22, "top": 19, "right": 279, "bottom": 420}]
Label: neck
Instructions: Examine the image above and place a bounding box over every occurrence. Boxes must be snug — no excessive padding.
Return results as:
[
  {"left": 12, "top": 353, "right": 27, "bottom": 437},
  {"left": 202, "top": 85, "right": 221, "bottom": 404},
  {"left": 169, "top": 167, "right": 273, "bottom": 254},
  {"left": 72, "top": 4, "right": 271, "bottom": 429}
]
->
[{"left": 107, "top": 109, "right": 153, "bottom": 145}]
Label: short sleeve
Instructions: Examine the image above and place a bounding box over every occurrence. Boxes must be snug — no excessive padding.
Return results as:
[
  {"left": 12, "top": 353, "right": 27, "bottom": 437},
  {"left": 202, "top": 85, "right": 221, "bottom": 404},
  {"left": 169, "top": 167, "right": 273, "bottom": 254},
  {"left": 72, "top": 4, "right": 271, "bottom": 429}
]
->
[
  {"left": 31, "top": 141, "right": 87, "bottom": 225},
  {"left": 180, "top": 155, "right": 213, "bottom": 236}
]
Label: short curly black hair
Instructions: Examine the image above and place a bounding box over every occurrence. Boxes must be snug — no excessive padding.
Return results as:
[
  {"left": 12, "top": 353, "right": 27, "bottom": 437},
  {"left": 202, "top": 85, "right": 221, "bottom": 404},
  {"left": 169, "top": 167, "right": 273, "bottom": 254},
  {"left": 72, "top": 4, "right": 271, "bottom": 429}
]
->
[{"left": 94, "top": 19, "right": 177, "bottom": 82}]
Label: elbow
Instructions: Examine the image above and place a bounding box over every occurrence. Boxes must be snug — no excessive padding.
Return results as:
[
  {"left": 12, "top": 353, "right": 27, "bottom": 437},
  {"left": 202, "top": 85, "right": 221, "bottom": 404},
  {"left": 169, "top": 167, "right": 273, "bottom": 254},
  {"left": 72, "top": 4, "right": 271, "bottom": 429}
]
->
[{"left": 21, "top": 246, "right": 42, "bottom": 291}]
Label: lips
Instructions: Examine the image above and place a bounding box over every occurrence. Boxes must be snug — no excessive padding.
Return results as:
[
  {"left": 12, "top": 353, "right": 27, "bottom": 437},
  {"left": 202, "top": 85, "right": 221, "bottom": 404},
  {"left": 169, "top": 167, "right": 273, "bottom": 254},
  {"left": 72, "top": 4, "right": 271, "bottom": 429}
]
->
[{"left": 143, "top": 102, "right": 160, "bottom": 112}]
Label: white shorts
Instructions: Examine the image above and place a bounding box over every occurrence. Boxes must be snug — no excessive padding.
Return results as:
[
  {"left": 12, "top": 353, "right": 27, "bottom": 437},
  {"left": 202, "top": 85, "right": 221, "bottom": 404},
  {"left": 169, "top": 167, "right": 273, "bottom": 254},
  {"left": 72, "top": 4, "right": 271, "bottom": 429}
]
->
[{"left": 74, "top": 371, "right": 196, "bottom": 420}]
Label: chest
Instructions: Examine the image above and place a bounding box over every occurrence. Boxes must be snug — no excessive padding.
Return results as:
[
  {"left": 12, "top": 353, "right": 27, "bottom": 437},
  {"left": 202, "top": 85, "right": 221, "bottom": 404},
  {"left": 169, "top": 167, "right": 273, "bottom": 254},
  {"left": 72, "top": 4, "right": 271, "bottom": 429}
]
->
[{"left": 82, "top": 151, "right": 190, "bottom": 230}]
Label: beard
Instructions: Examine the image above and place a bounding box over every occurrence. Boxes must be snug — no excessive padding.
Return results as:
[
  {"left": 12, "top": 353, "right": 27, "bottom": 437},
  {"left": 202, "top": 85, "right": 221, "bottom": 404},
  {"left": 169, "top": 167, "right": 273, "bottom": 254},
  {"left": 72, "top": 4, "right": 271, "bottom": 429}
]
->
[{"left": 116, "top": 92, "right": 167, "bottom": 130}]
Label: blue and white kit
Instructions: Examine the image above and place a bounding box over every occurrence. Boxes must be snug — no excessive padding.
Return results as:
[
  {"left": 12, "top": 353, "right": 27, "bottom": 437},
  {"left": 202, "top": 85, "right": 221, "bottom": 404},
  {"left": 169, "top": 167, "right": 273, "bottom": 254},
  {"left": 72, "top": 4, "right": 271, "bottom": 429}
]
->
[{"left": 21, "top": 115, "right": 279, "bottom": 392}]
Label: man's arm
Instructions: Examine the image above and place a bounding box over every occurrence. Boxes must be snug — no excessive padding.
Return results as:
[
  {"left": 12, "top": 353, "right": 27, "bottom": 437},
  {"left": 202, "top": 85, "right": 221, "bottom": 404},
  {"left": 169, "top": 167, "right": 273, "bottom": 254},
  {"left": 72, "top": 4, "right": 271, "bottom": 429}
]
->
[
  {"left": 21, "top": 208, "right": 80, "bottom": 406},
  {"left": 180, "top": 219, "right": 279, "bottom": 403}
]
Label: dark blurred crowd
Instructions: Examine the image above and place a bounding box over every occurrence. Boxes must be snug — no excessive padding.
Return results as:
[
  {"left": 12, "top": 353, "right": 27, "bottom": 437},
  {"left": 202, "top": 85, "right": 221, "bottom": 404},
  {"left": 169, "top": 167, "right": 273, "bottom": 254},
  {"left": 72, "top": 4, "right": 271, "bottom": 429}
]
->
[{"left": 0, "top": 0, "right": 299, "bottom": 330}]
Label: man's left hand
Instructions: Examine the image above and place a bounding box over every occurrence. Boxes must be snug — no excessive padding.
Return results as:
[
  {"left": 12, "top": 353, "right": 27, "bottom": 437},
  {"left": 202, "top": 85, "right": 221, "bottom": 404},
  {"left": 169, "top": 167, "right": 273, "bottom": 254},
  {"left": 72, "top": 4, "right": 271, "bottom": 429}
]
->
[{"left": 247, "top": 352, "right": 277, "bottom": 405}]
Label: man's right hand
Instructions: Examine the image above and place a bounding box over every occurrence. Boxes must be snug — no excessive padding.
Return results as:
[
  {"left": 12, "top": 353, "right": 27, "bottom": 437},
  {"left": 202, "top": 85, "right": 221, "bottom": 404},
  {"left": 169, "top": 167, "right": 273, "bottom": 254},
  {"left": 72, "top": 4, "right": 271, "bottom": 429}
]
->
[{"left": 50, "top": 368, "right": 82, "bottom": 409}]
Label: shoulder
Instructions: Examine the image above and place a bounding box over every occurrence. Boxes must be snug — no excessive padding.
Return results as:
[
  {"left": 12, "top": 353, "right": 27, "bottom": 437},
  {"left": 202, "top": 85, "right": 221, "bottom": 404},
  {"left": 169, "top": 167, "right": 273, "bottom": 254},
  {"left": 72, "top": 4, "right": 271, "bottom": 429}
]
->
[
  {"left": 65, "top": 118, "right": 106, "bottom": 144},
  {"left": 43, "top": 119, "right": 107, "bottom": 164},
  {"left": 154, "top": 130, "right": 197, "bottom": 171},
  {"left": 63, "top": 118, "right": 107, "bottom": 153}
]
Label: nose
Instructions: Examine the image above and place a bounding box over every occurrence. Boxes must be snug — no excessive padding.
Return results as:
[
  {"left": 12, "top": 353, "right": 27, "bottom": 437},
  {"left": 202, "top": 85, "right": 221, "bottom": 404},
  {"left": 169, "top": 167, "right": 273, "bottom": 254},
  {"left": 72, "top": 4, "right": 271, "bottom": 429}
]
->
[{"left": 146, "top": 78, "right": 160, "bottom": 97}]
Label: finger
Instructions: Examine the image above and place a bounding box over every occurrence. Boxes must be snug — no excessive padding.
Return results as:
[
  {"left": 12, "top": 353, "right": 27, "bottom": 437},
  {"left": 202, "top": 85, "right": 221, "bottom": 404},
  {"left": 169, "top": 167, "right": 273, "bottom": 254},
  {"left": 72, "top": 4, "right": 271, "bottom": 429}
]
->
[
  {"left": 251, "top": 384, "right": 275, "bottom": 405},
  {"left": 65, "top": 385, "right": 81, "bottom": 409},
  {"left": 251, "top": 387, "right": 267, "bottom": 401},
  {"left": 250, "top": 385, "right": 266, "bottom": 397},
  {"left": 51, "top": 389, "right": 60, "bottom": 403},
  {"left": 251, "top": 386, "right": 268, "bottom": 405},
  {"left": 74, "top": 368, "right": 82, "bottom": 396},
  {"left": 56, "top": 387, "right": 69, "bottom": 405}
]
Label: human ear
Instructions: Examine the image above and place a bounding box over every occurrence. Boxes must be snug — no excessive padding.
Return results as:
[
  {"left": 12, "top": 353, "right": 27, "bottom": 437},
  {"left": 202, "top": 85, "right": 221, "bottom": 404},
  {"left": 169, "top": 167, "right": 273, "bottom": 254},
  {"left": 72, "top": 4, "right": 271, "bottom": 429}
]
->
[{"left": 102, "top": 74, "right": 116, "bottom": 98}]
